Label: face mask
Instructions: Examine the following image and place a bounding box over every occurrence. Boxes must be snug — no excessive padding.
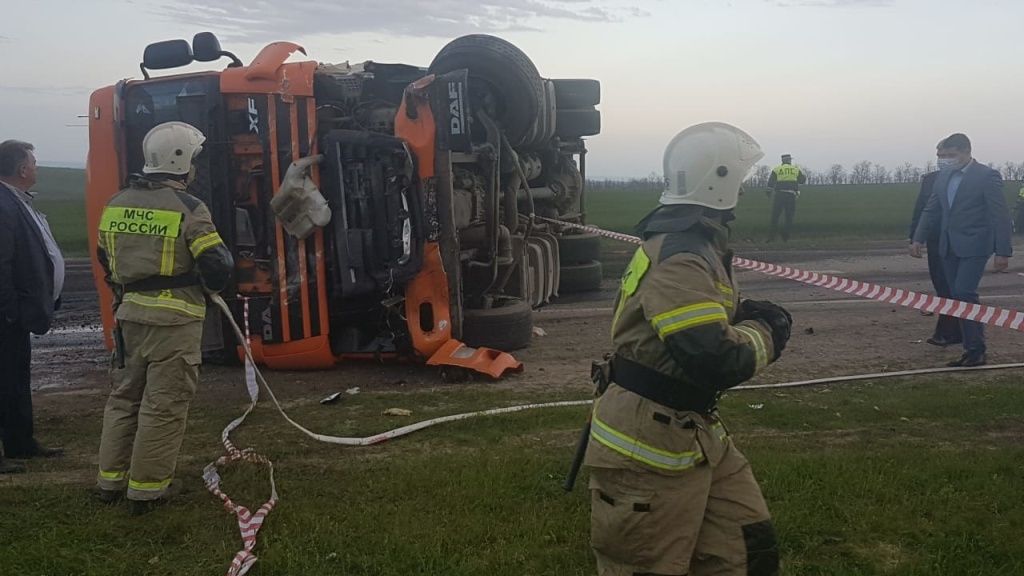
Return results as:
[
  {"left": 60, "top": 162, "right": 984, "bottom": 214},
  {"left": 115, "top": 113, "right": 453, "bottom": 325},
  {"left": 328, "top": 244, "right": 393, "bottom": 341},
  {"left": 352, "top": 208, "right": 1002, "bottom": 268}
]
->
[{"left": 937, "top": 157, "right": 961, "bottom": 172}]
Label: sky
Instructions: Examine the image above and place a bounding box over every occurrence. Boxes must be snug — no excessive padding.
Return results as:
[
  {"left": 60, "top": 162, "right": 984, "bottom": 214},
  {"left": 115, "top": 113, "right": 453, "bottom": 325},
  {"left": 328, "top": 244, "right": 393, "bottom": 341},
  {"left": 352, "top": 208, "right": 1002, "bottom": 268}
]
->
[{"left": 2, "top": 0, "right": 1023, "bottom": 178}]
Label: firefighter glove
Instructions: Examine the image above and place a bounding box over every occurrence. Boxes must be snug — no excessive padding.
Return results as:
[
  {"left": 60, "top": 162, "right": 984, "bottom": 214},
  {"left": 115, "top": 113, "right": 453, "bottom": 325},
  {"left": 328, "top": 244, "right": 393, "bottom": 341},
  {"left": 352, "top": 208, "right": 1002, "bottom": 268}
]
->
[{"left": 739, "top": 299, "right": 792, "bottom": 359}]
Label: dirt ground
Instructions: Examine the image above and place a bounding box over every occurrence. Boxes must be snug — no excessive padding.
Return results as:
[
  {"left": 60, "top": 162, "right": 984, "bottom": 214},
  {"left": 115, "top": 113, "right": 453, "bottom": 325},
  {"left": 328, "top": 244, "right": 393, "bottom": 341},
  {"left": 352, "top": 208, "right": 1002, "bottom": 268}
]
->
[{"left": 34, "top": 240, "right": 1024, "bottom": 417}]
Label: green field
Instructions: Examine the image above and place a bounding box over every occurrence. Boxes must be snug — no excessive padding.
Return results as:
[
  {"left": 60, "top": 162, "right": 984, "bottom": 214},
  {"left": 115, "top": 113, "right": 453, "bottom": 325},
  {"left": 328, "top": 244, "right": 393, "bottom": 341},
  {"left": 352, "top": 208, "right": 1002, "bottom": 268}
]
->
[
  {"left": 31, "top": 167, "right": 88, "bottom": 256},
  {"left": 2, "top": 374, "right": 1024, "bottom": 575},
  {"left": 585, "top": 182, "right": 1022, "bottom": 246},
  {"left": 35, "top": 165, "right": 1020, "bottom": 258}
]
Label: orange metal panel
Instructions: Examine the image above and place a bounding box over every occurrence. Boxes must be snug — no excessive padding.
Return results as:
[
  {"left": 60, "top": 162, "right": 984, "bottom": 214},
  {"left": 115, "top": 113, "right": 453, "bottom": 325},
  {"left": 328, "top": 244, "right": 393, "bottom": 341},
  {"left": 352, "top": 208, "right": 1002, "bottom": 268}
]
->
[
  {"left": 396, "top": 79, "right": 453, "bottom": 358},
  {"left": 395, "top": 77, "right": 437, "bottom": 180},
  {"left": 426, "top": 339, "right": 523, "bottom": 379},
  {"left": 220, "top": 45, "right": 315, "bottom": 98},
  {"left": 246, "top": 335, "right": 335, "bottom": 370},
  {"left": 85, "top": 85, "right": 122, "bottom": 350},
  {"left": 404, "top": 243, "right": 453, "bottom": 358},
  {"left": 267, "top": 95, "right": 292, "bottom": 342}
]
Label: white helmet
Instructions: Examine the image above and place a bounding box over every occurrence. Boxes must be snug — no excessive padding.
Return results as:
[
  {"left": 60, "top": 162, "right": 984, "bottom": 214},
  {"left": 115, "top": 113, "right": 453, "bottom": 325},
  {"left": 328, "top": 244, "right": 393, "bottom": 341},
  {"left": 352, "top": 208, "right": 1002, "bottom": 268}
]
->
[
  {"left": 660, "top": 122, "right": 763, "bottom": 210},
  {"left": 142, "top": 121, "right": 206, "bottom": 175}
]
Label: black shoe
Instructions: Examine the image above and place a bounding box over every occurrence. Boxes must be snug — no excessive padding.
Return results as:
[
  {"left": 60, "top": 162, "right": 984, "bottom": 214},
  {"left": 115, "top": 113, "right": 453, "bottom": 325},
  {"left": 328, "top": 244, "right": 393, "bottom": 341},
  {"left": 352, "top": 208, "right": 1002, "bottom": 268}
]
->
[
  {"left": 0, "top": 459, "right": 25, "bottom": 474},
  {"left": 947, "top": 353, "right": 986, "bottom": 368},
  {"left": 6, "top": 443, "right": 64, "bottom": 459},
  {"left": 127, "top": 481, "right": 184, "bottom": 516},
  {"left": 128, "top": 498, "right": 165, "bottom": 516},
  {"left": 93, "top": 488, "right": 124, "bottom": 505},
  {"left": 927, "top": 336, "right": 957, "bottom": 347}
]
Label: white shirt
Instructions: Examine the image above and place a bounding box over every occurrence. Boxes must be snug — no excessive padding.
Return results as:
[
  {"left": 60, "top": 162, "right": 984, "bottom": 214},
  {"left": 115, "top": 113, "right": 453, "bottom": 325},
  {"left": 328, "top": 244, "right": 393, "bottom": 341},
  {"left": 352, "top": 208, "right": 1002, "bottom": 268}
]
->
[{"left": 4, "top": 183, "right": 65, "bottom": 302}]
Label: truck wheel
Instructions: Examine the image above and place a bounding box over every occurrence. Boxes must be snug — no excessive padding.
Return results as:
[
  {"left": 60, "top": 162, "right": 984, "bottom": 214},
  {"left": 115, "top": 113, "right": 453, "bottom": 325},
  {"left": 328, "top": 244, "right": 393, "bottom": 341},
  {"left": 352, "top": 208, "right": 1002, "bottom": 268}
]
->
[
  {"left": 559, "top": 260, "right": 603, "bottom": 293},
  {"left": 557, "top": 233, "right": 602, "bottom": 264},
  {"left": 429, "top": 34, "right": 545, "bottom": 148},
  {"left": 553, "top": 79, "right": 601, "bottom": 108},
  {"left": 461, "top": 297, "right": 534, "bottom": 351},
  {"left": 555, "top": 108, "right": 601, "bottom": 138}
]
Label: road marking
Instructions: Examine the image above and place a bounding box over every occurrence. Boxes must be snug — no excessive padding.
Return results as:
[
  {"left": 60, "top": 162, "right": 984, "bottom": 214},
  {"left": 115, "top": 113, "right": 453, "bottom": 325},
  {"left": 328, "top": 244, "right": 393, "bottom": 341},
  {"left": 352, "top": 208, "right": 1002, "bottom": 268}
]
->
[{"left": 45, "top": 326, "right": 104, "bottom": 335}]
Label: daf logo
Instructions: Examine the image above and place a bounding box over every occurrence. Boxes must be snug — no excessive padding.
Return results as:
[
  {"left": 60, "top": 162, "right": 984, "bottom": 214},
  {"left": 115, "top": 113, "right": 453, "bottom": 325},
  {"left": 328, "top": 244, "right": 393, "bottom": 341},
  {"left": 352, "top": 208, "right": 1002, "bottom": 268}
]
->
[
  {"left": 448, "top": 82, "right": 465, "bottom": 136},
  {"left": 247, "top": 97, "right": 260, "bottom": 135}
]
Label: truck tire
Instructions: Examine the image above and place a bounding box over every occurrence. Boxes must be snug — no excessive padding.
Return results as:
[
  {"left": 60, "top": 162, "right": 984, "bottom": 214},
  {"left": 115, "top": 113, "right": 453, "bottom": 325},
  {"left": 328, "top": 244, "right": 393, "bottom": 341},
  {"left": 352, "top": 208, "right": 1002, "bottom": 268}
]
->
[
  {"left": 461, "top": 297, "right": 534, "bottom": 351},
  {"left": 429, "top": 35, "right": 545, "bottom": 148},
  {"left": 553, "top": 79, "right": 601, "bottom": 108},
  {"left": 557, "top": 233, "right": 602, "bottom": 264},
  {"left": 559, "top": 260, "right": 603, "bottom": 293},
  {"left": 555, "top": 108, "right": 601, "bottom": 139}
]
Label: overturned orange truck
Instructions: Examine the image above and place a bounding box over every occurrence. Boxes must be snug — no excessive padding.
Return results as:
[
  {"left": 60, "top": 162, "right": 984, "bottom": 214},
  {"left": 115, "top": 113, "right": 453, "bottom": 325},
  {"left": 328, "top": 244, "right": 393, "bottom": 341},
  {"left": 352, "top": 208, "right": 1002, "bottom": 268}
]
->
[{"left": 86, "top": 33, "right": 602, "bottom": 375}]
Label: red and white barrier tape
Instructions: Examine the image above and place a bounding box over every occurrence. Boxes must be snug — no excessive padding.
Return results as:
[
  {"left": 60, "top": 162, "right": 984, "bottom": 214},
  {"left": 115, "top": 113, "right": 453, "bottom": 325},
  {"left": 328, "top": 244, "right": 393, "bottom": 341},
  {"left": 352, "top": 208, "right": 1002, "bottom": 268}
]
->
[
  {"left": 204, "top": 297, "right": 278, "bottom": 576},
  {"left": 540, "top": 217, "right": 1024, "bottom": 332}
]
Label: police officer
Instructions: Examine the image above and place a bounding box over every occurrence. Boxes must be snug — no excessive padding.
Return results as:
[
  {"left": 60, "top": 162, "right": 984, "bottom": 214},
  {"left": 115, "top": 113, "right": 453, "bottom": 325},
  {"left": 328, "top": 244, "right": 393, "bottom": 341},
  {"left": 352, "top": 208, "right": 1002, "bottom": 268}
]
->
[
  {"left": 94, "top": 122, "right": 233, "bottom": 515},
  {"left": 767, "top": 153, "right": 806, "bottom": 242},
  {"left": 585, "top": 123, "right": 792, "bottom": 576}
]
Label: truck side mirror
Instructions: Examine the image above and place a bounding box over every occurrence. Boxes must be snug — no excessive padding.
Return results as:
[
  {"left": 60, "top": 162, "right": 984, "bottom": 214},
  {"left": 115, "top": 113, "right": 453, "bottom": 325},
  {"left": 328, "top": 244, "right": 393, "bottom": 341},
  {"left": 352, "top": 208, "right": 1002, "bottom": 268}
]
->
[
  {"left": 192, "top": 32, "right": 223, "bottom": 62},
  {"left": 141, "top": 39, "right": 193, "bottom": 79},
  {"left": 192, "top": 32, "right": 243, "bottom": 68}
]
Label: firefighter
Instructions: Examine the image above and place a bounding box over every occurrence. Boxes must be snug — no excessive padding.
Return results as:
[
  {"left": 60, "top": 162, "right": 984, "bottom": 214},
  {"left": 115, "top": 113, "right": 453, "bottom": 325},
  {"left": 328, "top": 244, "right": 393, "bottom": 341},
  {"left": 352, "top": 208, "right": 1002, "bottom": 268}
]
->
[
  {"left": 94, "top": 121, "right": 233, "bottom": 515},
  {"left": 584, "top": 122, "right": 792, "bottom": 575},
  {"left": 767, "top": 153, "right": 806, "bottom": 242}
]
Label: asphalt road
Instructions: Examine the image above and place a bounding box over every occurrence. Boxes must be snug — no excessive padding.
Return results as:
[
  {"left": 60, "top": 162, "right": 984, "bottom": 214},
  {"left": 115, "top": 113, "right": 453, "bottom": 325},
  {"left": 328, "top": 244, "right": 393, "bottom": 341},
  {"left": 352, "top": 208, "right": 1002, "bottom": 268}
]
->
[{"left": 35, "top": 242, "right": 1024, "bottom": 392}]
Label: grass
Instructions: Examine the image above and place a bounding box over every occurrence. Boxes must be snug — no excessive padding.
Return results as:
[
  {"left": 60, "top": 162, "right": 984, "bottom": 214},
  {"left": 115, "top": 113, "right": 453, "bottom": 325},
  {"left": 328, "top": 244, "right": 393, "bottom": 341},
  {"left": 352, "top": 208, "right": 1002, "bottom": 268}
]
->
[
  {"left": 3, "top": 373, "right": 1024, "bottom": 575},
  {"left": 31, "top": 166, "right": 88, "bottom": 256},
  {"left": 585, "top": 182, "right": 1023, "bottom": 247}
]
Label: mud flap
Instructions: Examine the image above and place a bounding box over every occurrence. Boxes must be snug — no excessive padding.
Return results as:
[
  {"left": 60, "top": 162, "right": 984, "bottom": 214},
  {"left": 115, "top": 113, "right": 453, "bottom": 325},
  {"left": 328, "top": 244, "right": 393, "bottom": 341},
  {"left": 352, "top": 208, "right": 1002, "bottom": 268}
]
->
[{"left": 425, "top": 339, "right": 523, "bottom": 379}]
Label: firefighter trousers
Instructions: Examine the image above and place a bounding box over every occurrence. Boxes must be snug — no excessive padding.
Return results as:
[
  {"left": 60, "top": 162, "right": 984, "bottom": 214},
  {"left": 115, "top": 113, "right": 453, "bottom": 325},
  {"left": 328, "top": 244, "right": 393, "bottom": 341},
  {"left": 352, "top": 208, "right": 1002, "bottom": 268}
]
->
[
  {"left": 590, "top": 426, "right": 778, "bottom": 576},
  {"left": 96, "top": 320, "right": 202, "bottom": 501}
]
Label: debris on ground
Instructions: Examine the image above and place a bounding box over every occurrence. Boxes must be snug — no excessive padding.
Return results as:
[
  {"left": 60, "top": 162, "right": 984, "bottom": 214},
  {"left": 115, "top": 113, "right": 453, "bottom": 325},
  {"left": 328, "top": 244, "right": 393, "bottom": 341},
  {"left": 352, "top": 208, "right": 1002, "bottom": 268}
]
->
[
  {"left": 320, "top": 392, "right": 343, "bottom": 405},
  {"left": 748, "top": 403, "right": 765, "bottom": 410},
  {"left": 383, "top": 408, "right": 412, "bottom": 417},
  {"left": 532, "top": 326, "right": 548, "bottom": 337},
  {"left": 345, "top": 387, "right": 361, "bottom": 395}
]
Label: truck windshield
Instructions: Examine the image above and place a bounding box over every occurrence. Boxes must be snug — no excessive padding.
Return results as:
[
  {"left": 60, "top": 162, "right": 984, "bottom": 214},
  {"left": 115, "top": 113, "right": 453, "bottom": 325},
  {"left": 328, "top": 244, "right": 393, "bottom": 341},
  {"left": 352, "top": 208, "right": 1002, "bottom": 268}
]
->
[{"left": 123, "top": 74, "right": 220, "bottom": 174}]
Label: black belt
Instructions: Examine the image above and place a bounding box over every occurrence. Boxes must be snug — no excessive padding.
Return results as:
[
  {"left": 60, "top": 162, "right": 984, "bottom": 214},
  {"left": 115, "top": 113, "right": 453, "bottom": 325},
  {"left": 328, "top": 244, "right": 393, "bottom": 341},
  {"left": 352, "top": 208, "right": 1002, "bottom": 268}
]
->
[
  {"left": 122, "top": 274, "right": 199, "bottom": 293},
  {"left": 611, "top": 355, "right": 718, "bottom": 414}
]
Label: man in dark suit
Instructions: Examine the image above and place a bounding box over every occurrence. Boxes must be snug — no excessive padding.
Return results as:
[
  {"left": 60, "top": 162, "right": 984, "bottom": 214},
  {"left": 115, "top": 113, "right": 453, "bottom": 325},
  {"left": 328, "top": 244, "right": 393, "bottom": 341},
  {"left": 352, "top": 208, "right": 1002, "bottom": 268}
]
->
[
  {"left": 0, "top": 140, "right": 65, "bottom": 473},
  {"left": 909, "top": 170, "right": 961, "bottom": 346},
  {"left": 912, "top": 133, "right": 1013, "bottom": 367}
]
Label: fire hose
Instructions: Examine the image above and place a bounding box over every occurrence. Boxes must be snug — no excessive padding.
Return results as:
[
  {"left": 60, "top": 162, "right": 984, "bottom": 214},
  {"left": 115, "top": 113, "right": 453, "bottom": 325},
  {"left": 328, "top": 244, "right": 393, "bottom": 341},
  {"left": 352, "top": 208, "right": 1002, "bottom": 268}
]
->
[{"left": 203, "top": 216, "right": 1024, "bottom": 574}]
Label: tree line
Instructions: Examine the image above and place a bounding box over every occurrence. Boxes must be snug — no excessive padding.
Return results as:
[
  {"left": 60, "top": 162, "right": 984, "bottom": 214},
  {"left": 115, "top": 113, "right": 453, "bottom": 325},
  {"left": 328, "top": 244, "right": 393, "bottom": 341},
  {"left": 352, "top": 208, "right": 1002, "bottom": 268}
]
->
[
  {"left": 587, "top": 162, "right": 1024, "bottom": 190},
  {"left": 746, "top": 161, "right": 1024, "bottom": 187}
]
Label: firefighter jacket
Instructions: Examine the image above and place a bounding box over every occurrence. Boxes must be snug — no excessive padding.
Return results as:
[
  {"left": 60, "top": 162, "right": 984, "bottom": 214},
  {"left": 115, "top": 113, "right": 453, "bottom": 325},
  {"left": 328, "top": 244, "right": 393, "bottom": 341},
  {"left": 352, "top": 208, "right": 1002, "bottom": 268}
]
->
[
  {"left": 97, "top": 178, "right": 233, "bottom": 326},
  {"left": 584, "top": 205, "right": 777, "bottom": 475},
  {"left": 768, "top": 163, "right": 806, "bottom": 193}
]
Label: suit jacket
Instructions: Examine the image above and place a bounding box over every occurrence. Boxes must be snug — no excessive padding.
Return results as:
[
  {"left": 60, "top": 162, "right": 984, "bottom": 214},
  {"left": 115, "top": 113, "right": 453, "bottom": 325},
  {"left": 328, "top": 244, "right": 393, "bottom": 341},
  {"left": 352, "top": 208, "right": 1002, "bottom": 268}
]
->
[
  {"left": 913, "top": 161, "right": 1012, "bottom": 258},
  {"left": 0, "top": 181, "right": 56, "bottom": 334},
  {"left": 909, "top": 171, "right": 940, "bottom": 243}
]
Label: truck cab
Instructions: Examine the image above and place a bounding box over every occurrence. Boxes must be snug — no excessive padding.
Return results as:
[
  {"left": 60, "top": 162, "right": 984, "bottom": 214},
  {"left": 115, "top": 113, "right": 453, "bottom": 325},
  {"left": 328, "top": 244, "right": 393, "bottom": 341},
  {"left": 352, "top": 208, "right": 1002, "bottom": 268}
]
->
[{"left": 86, "top": 33, "right": 601, "bottom": 374}]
